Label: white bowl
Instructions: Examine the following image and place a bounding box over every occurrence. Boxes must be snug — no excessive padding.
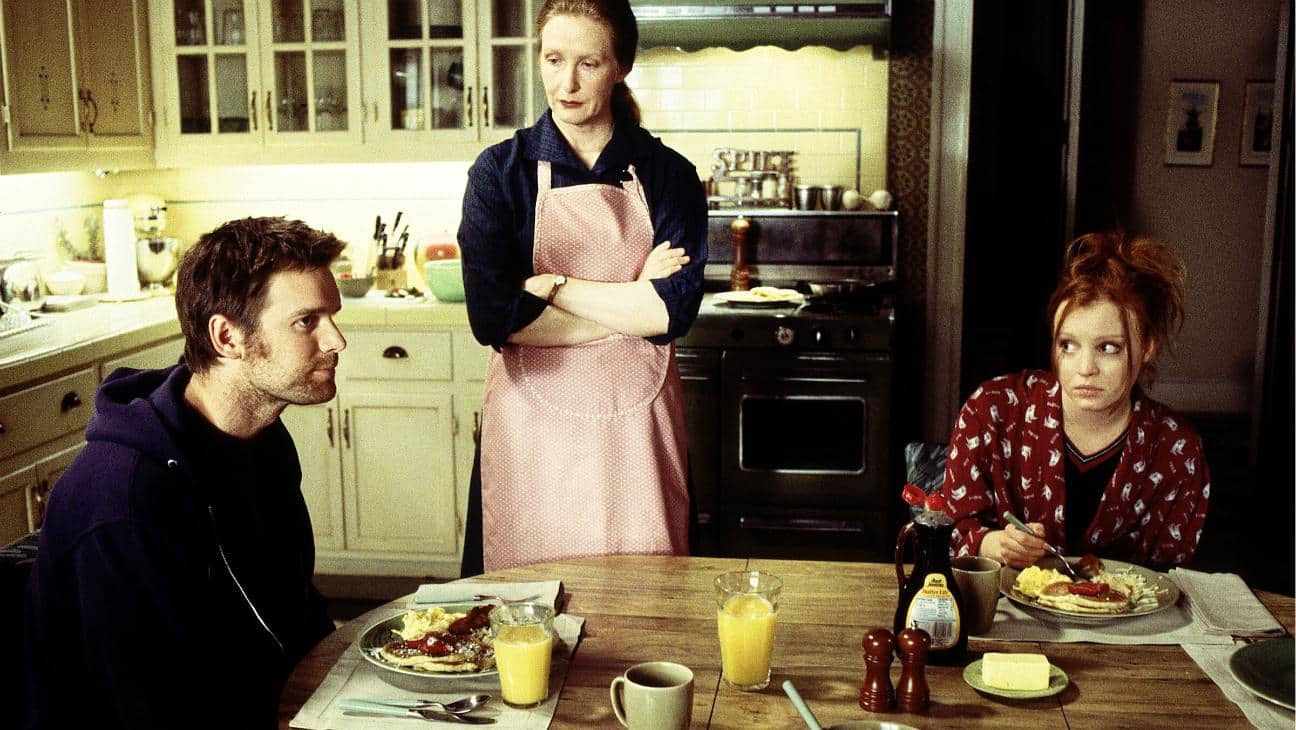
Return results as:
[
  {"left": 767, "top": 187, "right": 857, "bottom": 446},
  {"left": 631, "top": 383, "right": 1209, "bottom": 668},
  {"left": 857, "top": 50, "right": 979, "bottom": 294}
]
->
[{"left": 45, "top": 270, "right": 85, "bottom": 296}]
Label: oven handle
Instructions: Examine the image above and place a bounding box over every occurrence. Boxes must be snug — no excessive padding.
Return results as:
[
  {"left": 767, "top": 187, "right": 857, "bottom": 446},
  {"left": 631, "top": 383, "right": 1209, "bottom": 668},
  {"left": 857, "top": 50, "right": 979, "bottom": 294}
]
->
[
  {"left": 740, "top": 375, "right": 869, "bottom": 385},
  {"left": 737, "top": 516, "right": 867, "bottom": 533}
]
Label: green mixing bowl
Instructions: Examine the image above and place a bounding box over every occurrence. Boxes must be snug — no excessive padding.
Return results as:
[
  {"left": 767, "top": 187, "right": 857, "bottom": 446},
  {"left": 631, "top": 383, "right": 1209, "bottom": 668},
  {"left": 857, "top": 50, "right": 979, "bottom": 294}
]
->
[{"left": 423, "top": 260, "right": 465, "bottom": 302}]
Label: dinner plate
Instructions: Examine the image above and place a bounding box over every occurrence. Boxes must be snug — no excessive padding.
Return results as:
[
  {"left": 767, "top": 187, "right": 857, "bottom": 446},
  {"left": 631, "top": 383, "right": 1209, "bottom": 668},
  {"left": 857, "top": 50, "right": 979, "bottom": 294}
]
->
[
  {"left": 999, "top": 557, "right": 1180, "bottom": 623},
  {"left": 712, "top": 290, "right": 803, "bottom": 308},
  {"left": 963, "top": 658, "right": 1068, "bottom": 699},
  {"left": 358, "top": 605, "right": 498, "bottom": 690},
  {"left": 1228, "top": 637, "right": 1295, "bottom": 711}
]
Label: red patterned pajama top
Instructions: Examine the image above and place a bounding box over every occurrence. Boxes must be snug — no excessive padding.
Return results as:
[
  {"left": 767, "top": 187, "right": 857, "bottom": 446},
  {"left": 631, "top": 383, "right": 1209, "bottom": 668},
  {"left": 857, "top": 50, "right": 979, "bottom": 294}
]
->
[{"left": 939, "top": 370, "right": 1211, "bottom": 569}]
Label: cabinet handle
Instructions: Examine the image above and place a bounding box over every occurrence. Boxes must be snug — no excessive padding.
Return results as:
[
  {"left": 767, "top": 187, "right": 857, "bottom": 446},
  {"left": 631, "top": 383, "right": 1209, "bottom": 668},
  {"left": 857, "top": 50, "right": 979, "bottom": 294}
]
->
[
  {"left": 326, "top": 409, "right": 335, "bottom": 447},
  {"left": 33, "top": 478, "right": 50, "bottom": 527},
  {"left": 472, "top": 411, "right": 481, "bottom": 447},
  {"left": 83, "top": 89, "right": 98, "bottom": 133},
  {"left": 0, "top": 421, "right": 5, "bottom": 434},
  {"left": 250, "top": 91, "right": 258, "bottom": 131},
  {"left": 60, "top": 392, "right": 82, "bottom": 412},
  {"left": 266, "top": 91, "right": 274, "bottom": 131},
  {"left": 342, "top": 409, "right": 351, "bottom": 448},
  {"left": 372, "top": 101, "right": 379, "bottom": 123},
  {"left": 465, "top": 88, "right": 473, "bottom": 127},
  {"left": 382, "top": 346, "right": 408, "bottom": 359},
  {"left": 482, "top": 86, "right": 490, "bottom": 127}
]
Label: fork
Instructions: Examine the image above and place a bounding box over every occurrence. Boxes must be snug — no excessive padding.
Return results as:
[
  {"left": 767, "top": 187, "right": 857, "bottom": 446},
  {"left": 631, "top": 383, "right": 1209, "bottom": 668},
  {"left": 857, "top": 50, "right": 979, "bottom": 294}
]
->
[
  {"left": 419, "top": 592, "right": 542, "bottom": 605},
  {"left": 339, "top": 700, "right": 495, "bottom": 724},
  {"left": 1001, "top": 511, "right": 1081, "bottom": 580}
]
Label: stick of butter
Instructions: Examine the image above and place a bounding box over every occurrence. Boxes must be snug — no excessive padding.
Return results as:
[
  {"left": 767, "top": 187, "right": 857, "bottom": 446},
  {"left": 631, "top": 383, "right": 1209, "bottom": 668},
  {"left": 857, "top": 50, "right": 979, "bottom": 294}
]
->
[{"left": 981, "top": 652, "right": 1050, "bottom": 691}]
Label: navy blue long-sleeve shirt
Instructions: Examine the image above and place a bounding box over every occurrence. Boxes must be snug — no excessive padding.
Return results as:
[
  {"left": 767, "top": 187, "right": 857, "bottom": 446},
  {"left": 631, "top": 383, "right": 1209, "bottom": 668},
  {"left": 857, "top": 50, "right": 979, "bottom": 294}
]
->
[{"left": 458, "top": 110, "right": 708, "bottom": 350}]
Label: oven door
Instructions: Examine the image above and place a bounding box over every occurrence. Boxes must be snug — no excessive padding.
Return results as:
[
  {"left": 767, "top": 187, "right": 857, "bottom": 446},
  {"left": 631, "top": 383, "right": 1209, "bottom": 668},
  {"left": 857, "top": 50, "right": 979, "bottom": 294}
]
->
[{"left": 720, "top": 350, "right": 891, "bottom": 511}]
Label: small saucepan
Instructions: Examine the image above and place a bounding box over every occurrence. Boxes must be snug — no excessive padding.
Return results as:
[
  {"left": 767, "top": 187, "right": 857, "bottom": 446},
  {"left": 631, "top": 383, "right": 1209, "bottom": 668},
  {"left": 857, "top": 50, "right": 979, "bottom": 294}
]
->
[{"left": 801, "top": 279, "right": 877, "bottom": 299}]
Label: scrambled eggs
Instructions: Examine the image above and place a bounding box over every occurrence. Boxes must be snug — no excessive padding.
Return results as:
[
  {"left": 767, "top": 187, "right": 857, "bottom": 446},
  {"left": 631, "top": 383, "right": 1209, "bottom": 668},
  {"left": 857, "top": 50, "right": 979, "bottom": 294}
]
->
[
  {"left": 1013, "top": 566, "right": 1071, "bottom": 598},
  {"left": 395, "top": 607, "right": 457, "bottom": 641}
]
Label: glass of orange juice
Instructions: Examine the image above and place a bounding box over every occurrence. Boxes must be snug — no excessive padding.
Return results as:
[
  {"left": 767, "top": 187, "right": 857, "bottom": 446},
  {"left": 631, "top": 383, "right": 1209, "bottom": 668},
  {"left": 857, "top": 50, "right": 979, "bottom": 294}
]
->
[
  {"left": 714, "top": 570, "right": 783, "bottom": 691},
  {"left": 489, "top": 602, "right": 555, "bottom": 708}
]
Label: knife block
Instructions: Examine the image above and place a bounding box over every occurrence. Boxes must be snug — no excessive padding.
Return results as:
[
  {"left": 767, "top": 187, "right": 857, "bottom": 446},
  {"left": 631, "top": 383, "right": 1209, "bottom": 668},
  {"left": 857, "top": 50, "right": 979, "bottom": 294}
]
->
[{"left": 375, "top": 267, "right": 406, "bottom": 292}]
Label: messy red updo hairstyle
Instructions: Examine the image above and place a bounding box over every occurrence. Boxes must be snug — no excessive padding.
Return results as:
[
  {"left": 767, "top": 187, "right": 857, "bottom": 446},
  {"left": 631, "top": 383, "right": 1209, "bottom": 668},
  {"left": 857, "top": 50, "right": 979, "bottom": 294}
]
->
[{"left": 1046, "top": 231, "right": 1186, "bottom": 385}]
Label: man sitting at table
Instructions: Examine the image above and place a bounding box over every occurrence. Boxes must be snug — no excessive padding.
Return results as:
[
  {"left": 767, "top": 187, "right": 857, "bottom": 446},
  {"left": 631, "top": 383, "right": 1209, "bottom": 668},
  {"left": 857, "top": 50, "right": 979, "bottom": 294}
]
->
[{"left": 23, "top": 217, "right": 345, "bottom": 730}]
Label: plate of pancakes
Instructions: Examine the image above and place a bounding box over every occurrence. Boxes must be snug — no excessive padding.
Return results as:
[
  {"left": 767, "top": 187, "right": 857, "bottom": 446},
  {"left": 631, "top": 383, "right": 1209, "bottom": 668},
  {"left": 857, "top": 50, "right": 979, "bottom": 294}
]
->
[
  {"left": 1000, "top": 556, "right": 1180, "bottom": 623},
  {"left": 358, "top": 604, "right": 498, "bottom": 690}
]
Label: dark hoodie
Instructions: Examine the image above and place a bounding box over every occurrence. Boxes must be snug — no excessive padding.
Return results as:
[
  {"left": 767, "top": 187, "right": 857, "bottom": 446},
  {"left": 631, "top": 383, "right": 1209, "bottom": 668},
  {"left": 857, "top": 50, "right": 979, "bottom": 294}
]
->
[{"left": 22, "top": 365, "right": 333, "bottom": 730}]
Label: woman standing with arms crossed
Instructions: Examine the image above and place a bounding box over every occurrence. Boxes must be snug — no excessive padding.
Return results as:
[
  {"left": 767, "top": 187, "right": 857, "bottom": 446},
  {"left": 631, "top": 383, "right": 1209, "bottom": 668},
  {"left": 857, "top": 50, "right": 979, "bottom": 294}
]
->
[
  {"left": 941, "top": 232, "right": 1211, "bottom": 570},
  {"left": 457, "top": 0, "right": 707, "bottom": 573}
]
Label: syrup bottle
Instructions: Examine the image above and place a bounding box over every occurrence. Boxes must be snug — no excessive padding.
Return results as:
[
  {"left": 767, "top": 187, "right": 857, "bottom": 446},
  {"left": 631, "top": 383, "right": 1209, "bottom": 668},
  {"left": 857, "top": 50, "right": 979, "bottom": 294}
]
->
[{"left": 893, "top": 487, "right": 967, "bottom": 665}]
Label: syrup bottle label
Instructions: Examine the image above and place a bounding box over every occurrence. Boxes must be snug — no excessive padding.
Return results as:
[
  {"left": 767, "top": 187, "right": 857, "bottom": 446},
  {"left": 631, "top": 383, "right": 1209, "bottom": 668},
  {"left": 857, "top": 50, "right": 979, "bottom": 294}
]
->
[{"left": 903, "top": 574, "right": 961, "bottom": 650}]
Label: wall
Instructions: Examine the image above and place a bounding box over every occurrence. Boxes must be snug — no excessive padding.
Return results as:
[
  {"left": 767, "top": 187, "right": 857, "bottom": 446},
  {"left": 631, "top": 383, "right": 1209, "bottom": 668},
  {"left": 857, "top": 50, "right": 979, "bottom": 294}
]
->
[
  {"left": 0, "top": 172, "right": 112, "bottom": 269},
  {"left": 1132, "top": 0, "right": 1281, "bottom": 413}
]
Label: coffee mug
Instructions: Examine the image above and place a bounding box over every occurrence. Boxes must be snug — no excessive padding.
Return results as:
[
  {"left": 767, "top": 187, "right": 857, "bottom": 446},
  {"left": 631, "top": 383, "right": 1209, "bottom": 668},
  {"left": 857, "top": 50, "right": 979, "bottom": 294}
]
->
[
  {"left": 952, "top": 555, "right": 1002, "bottom": 635},
  {"left": 609, "top": 661, "right": 693, "bottom": 730}
]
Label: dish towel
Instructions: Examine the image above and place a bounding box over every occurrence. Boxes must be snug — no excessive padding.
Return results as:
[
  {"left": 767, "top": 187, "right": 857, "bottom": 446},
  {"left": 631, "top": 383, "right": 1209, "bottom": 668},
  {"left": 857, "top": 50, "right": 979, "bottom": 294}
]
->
[
  {"left": 1181, "top": 642, "right": 1295, "bottom": 730},
  {"left": 409, "top": 580, "right": 562, "bottom": 608},
  {"left": 289, "top": 611, "right": 584, "bottom": 729},
  {"left": 1169, "top": 568, "right": 1286, "bottom": 638}
]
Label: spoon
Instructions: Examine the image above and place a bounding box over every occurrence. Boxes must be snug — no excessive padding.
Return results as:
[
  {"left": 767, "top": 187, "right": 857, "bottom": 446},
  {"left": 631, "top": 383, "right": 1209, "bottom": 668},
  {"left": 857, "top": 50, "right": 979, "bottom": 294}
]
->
[
  {"left": 1001, "top": 511, "right": 1080, "bottom": 580},
  {"left": 781, "top": 680, "right": 823, "bottom": 730},
  {"left": 338, "top": 699, "right": 494, "bottom": 723},
  {"left": 353, "top": 694, "right": 491, "bottom": 713}
]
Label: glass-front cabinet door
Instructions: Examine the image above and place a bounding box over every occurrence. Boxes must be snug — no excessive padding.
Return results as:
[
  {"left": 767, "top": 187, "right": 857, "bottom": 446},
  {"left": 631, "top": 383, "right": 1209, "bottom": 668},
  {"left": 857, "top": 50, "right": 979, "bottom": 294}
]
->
[
  {"left": 150, "top": 0, "right": 361, "bottom": 163},
  {"left": 483, "top": 0, "right": 542, "bottom": 131},
  {"left": 362, "top": 0, "right": 477, "bottom": 145}
]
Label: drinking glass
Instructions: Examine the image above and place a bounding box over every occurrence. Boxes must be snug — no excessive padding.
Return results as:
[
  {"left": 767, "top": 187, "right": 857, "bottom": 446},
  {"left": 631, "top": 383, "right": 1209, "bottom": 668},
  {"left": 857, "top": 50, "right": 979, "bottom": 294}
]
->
[
  {"left": 489, "top": 602, "right": 555, "bottom": 708},
  {"left": 714, "top": 570, "right": 782, "bottom": 691}
]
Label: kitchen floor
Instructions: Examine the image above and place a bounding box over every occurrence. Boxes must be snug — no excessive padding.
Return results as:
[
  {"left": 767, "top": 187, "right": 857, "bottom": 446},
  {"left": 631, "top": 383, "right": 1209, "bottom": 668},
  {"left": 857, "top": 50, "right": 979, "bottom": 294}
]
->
[{"left": 315, "top": 412, "right": 1284, "bottom": 623}]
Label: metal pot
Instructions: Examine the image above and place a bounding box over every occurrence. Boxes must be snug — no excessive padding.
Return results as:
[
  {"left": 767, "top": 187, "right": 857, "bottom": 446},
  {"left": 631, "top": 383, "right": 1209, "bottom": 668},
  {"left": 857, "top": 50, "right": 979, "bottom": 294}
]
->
[{"left": 0, "top": 258, "right": 46, "bottom": 310}]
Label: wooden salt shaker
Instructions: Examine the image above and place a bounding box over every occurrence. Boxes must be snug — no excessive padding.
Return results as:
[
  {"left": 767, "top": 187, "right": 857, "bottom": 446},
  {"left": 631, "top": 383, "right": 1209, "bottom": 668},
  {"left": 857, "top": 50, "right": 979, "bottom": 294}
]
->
[
  {"left": 859, "top": 628, "right": 895, "bottom": 712},
  {"left": 729, "top": 216, "right": 751, "bottom": 291},
  {"left": 895, "top": 627, "right": 931, "bottom": 713}
]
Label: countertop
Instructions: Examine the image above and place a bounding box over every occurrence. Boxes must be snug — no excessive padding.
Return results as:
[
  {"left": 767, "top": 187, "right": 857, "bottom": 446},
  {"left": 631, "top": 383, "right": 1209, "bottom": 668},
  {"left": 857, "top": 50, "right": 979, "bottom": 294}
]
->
[{"left": 0, "top": 291, "right": 470, "bottom": 394}]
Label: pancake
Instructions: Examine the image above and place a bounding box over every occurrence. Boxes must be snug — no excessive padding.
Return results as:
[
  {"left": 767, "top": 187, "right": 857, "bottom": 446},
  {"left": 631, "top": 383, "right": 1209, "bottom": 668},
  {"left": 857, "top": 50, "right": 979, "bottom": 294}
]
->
[{"left": 1036, "top": 580, "right": 1133, "bottom": 614}]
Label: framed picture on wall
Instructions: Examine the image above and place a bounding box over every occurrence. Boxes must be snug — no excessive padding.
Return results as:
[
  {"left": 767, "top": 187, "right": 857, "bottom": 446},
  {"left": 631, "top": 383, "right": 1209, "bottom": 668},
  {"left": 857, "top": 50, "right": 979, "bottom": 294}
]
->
[
  {"left": 1240, "top": 81, "right": 1275, "bottom": 166},
  {"left": 1163, "top": 80, "right": 1220, "bottom": 166}
]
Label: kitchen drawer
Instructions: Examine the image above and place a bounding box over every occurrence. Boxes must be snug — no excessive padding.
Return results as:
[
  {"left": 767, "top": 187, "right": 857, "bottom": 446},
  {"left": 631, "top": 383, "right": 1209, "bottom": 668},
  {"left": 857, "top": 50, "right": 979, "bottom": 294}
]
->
[
  {"left": 452, "top": 331, "right": 489, "bottom": 382},
  {"left": 0, "top": 369, "right": 97, "bottom": 461},
  {"left": 101, "top": 337, "right": 185, "bottom": 377},
  {"left": 339, "top": 331, "right": 452, "bottom": 381}
]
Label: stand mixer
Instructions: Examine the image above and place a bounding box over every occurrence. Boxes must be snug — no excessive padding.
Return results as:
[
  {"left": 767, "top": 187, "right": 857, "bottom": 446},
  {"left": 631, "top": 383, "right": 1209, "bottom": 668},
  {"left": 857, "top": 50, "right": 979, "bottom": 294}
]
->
[{"left": 130, "top": 195, "right": 180, "bottom": 292}]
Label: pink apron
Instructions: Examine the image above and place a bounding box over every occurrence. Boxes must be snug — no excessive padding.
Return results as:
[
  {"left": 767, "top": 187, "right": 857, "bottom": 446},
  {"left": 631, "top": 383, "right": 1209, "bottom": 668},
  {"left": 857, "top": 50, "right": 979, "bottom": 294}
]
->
[{"left": 480, "top": 161, "right": 690, "bottom": 571}]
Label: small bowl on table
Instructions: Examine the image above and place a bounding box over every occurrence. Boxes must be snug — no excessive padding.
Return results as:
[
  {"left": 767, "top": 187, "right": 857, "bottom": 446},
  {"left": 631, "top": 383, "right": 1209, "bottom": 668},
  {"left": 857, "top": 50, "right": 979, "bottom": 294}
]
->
[
  {"left": 45, "top": 270, "right": 86, "bottom": 296},
  {"left": 335, "top": 274, "right": 375, "bottom": 298},
  {"left": 423, "top": 260, "right": 465, "bottom": 302}
]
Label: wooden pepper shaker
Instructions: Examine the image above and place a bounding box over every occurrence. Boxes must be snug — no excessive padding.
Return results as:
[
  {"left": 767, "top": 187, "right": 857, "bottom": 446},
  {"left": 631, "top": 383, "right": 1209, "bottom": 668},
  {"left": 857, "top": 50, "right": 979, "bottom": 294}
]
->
[
  {"left": 859, "top": 627, "right": 895, "bottom": 712},
  {"left": 729, "top": 216, "right": 751, "bottom": 291},
  {"left": 895, "top": 627, "right": 931, "bottom": 713}
]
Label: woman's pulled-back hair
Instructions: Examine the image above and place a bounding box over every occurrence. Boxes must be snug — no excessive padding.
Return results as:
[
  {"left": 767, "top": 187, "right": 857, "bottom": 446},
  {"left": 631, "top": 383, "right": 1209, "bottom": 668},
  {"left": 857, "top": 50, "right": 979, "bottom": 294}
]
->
[
  {"left": 536, "top": 0, "right": 642, "bottom": 126},
  {"left": 176, "top": 216, "right": 345, "bottom": 374},
  {"left": 1047, "top": 230, "right": 1186, "bottom": 384}
]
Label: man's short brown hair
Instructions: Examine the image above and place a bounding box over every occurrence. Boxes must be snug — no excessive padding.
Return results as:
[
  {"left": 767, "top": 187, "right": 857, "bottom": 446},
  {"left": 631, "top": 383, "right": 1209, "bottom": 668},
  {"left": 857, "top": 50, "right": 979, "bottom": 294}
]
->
[{"left": 176, "top": 217, "right": 345, "bottom": 373}]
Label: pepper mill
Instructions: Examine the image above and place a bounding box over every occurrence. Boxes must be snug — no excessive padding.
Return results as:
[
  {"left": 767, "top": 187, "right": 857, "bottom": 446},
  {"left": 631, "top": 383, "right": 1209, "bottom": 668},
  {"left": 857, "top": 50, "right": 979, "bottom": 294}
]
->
[
  {"left": 729, "top": 216, "right": 751, "bottom": 291},
  {"left": 859, "top": 628, "right": 895, "bottom": 712},
  {"left": 895, "top": 627, "right": 931, "bottom": 713}
]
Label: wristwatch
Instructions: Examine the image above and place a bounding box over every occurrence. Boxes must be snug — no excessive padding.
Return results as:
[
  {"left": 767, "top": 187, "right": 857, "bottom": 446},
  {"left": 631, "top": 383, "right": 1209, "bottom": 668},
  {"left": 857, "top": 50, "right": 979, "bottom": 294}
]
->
[{"left": 547, "top": 274, "right": 567, "bottom": 305}]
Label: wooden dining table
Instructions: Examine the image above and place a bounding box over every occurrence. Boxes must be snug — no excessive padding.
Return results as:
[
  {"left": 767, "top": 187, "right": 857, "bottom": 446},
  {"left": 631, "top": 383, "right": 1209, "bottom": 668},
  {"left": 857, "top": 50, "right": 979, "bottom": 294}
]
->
[{"left": 280, "top": 555, "right": 1294, "bottom": 728}]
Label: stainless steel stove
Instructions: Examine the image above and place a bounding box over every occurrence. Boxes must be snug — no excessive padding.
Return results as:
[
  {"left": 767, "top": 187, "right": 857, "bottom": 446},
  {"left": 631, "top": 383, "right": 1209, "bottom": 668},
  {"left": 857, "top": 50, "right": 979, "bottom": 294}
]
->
[{"left": 677, "top": 210, "right": 899, "bottom": 561}]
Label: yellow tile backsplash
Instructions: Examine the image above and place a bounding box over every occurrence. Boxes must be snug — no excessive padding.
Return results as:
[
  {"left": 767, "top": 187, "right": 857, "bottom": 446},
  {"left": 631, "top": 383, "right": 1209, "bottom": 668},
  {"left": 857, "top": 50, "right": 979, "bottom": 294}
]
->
[{"left": 632, "top": 43, "right": 888, "bottom": 192}]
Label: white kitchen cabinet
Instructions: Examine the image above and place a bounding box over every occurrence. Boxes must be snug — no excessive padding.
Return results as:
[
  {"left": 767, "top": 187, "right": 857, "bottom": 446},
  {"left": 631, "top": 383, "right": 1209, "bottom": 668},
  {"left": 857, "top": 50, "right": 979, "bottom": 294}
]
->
[
  {"left": 25, "top": 442, "right": 84, "bottom": 530},
  {"left": 148, "top": 0, "right": 364, "bottom": 166},
  {"left": 99, "top": 336, "right": 185, "bottom": 376},
  {"left": 280, "top": 401, "right": 344, "bottom": 551},
  {"left": 281, "top": 325, "right": 488, "bottom": 577},
  {"left": 0, "top": 0, "right": 153, "bottom": 173},
  {"left": 360, "top": 0, "right": 544, "bottom": 149},
  {"left": 0, "top": 465, "right": 32, "bottom": 544}
]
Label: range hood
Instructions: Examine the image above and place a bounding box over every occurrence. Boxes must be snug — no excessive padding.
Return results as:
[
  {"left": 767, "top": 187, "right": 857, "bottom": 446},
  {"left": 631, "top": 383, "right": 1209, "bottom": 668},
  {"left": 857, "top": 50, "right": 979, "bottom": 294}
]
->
[{"left": 632, "top": 0, "right": 890, "bottom": 53}]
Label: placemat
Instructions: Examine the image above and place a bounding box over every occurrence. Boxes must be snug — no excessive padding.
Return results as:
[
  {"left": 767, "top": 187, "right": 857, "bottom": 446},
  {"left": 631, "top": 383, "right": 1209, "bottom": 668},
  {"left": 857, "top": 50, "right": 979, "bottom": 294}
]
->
[
  {"left": 290, "top": 613, "right": 584, "bottom": 729},
  {"left": 1182, "top": 642, "right": 1295, "bottom": 729}
]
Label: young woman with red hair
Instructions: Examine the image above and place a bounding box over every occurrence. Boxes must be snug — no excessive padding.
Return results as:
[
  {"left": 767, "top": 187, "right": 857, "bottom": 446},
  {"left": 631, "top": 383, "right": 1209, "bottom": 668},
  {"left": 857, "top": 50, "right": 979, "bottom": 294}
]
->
[{"left": 940, "top": 232, "right": 1210, "bottom": 569}]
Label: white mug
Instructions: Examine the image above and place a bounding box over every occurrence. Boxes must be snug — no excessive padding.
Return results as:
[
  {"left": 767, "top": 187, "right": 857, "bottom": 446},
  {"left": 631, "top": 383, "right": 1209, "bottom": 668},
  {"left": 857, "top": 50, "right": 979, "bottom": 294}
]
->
[{"left": 610, "top": 661, "right": 693, "bottom": 730}]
